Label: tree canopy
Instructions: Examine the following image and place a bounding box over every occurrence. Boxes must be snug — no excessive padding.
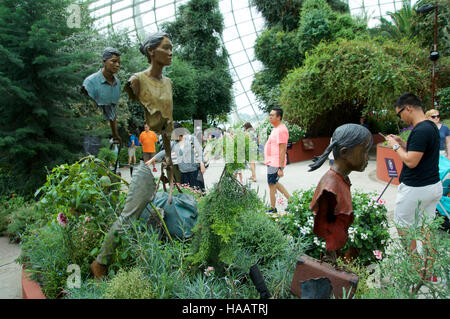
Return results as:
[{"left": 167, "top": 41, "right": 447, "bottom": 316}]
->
[
  {"left": 162, "top": 0, "right": 233, "bottom": 123},
  {"left": 0, "top": 0, "right": 97, "bottom": 195},
  {"left": 279, "top": 38, "right": 430, "bottom": 136}
]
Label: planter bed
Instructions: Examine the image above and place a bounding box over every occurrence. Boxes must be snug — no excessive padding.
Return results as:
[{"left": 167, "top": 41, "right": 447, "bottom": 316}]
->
[
  {"left": 22, "top": 268, "right": 46, "bottom": 299},
  {"left": 376, "top": 143, "right": 403, "bottom": 185}
]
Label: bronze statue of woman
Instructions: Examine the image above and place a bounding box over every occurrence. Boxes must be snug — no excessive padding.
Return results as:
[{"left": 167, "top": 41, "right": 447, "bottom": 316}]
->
[
  {"left": 124, "top": 32, "right": 174, "bottom": 166},
  {"left": 308, "top": 124, "right": 373, "bottom": 264}
]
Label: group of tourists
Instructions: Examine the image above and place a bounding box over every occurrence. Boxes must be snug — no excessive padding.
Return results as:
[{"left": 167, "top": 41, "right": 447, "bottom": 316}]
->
[{"left": 82, "top": 31, "right": 443, "bottom": 282}]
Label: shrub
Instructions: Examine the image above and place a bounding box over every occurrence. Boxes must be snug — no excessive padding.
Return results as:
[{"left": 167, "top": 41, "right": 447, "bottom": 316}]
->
[
  {"left": 36, "top": 156, "right": 126, "bottom": 220},
  {"left": 103, "top": 268, "right": 157, "bottom": 299},
  {"left": 18, "top": 222, "right": 72, "bottom": 299},
  {"left": 361, "top": 214, "right": 450, "bottom": 299},
  {"left": 0, "top": 195, "right": 31, "bottom": 238},
  {"left": 280, "top": 38, "right": 430, "bottom": 137},
  {"left": 97, "top": 147, "right": 117, "bottom": 167},
  {"left": 6, "top": 203, "right": 46, "bottom": 243},
  {"left": 189, "top": 172, "right": 265, "bottom": 272},
  {"left": 280, "top": 188, "right": 390, "bottom": 265}
]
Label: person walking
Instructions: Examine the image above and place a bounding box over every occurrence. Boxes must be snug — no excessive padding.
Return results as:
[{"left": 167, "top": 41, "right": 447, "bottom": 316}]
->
[
  {"left": 425, "top": 109, "right": 450, "bottom": 159},
  {"left": 149, "top": 125, "right": 205, "bottom": 191},
  {"left": 128, "top": 131, "right": 138, "bottom": 166},
  {"left": 244, "top": 122, "right": 258, "bottom": 182},
  {"left": 139, "top": 123, "right": 158, "bottom": 172},
  {"left": 264, "top": 107, "right": 290, "bottom": 213},
  {"left": 385, "top": 93, "right": 442, "bottom": 255}
]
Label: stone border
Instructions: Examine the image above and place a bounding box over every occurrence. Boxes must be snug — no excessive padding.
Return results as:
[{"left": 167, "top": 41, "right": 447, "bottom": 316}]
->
[{"left": 22, "top": 268, "right": 46, "bottom": 299}]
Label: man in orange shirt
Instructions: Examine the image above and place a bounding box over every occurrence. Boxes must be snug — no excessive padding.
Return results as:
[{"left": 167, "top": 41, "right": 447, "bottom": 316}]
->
[{"left": 139, "top": 123, "right": 158, "bottom": 172}]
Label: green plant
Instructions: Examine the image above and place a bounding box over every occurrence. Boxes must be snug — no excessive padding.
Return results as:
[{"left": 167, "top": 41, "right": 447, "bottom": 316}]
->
[
  {"left": 361, "top": 214, "right": 449, "bottom": 299},
  {"left": 18, "top": 222, "right": 72, "bottom": 298},
  {"left": 281, "top": 188, "right": 390, "bottom": 266},
  {"left": 0, "top": 195, "right": 33, "bottom": 238},
  {"left": 36, "top": 156, "right": 127, "bottom": 219},
  {"left": 103, "top": 268, "right": 157, "bottom": 299},
  {"left": 280, "top": 38, "right": 430, "bottom": 137},
  {"left": 189, "top": 172, "right": 266, "bottom": 273},
  {"left": 0, "top": 0, "right": 98, "bottom": 196},
  {"left": 97, "top": 147, "right": 117, "bottom": 167},
  {"left": 161, "top": 0, "right": 233, "bottom": 123},
  {"left": 6, "top": 203, "right": 46, "bottom": 243}
]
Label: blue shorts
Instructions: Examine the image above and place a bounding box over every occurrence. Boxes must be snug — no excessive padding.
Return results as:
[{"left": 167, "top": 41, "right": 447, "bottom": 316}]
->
[{"left": 267, "top": 166, "right": 279, "bottom": 185}]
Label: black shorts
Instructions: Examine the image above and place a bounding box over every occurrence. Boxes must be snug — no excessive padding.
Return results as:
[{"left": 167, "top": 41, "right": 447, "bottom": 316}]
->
[{"left": 267, "top": 166, "right": 279, "bottom": 185}]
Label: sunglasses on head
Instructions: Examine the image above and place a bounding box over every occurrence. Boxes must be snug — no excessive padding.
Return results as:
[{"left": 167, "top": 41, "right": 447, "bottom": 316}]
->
[{"left": 431, "top": 115, "right": 440, "bottom": 119}]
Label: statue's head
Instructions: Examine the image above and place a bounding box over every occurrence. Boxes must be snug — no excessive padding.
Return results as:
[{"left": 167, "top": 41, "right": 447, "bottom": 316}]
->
[
  {"left": 309, "top": 123, "right": 372, "bottom": 173},
  {"left": 102, "top": 47, "right": 121, "bottom": 74},
  {"left": 139, "top": 32, "right": 172, "bottom": 66}
]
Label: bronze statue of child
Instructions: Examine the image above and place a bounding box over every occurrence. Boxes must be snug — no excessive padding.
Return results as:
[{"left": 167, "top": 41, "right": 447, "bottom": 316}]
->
[{"left": 308, "top": 124, "right": 372, "bottom": 264}]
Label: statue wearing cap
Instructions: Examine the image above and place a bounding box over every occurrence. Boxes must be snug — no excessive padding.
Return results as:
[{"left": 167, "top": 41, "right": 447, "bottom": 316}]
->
[{"left": 82, "top": 47, "right": 122, "bottom": 143}]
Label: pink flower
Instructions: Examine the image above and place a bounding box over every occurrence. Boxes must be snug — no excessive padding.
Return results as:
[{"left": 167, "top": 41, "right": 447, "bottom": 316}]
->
[
  {"left": 373, "top": 250, "right": 383, "bottom": 260},
  {"left": 84, "top": 216, "right": 91, "bottom": 222},
  {"left": 83, "top": 231, "right": 87, "bottom": 236},
  {"left": 57, "top": 213, "right": 68, "bottom": 227},
  {"left": 377, "top": 199, "right": 386, "bottom": 205},
  {"left": 276, "top": 197, "right": 286, "bottom": 205}
]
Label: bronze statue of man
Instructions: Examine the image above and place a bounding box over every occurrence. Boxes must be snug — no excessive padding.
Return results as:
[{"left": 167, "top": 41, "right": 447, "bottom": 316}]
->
[{"left": 82, "top": 47, "right": 122, "bottom": 143}]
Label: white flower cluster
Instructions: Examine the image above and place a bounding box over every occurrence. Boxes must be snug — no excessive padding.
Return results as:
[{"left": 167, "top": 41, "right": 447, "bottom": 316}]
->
[
  {"left": 313, "top": 237, "right": 325, "bottom": 248},
  {"left": 348, "top": 227, "right": 357, "bottom": 242},
  {"left": 360, "top": 233, "right": 368, "bottom": 240},
  {"left": 299, "top": 225, "right": 311, "bottom": 235}
]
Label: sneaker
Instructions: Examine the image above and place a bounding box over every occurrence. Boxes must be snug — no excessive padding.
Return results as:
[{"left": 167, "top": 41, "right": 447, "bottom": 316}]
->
[
  {"left": 153, "top": 168, "right": 157, "bottom": 172},
  {"left": 265, "top": 208, "right": 277, "bottom": 214}
]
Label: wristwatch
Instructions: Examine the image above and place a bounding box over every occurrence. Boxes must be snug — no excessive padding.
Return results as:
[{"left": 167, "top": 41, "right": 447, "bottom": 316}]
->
[{"left": 393, "top": 144, "right": 401, "bottom": 151}]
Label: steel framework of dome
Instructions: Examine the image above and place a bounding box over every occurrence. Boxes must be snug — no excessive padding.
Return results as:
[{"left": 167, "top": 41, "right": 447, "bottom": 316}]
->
[{"left": 87, "top": 0, "right": 416, "bottom": 123}]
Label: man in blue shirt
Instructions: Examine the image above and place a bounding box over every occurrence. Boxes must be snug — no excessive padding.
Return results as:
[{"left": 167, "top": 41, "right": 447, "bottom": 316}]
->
[
  {"left": 128, "top": 131, "right": 139, "bottom": 166},
  {"left": 82, "top": 47, "right": 122, "bottom": 143}
]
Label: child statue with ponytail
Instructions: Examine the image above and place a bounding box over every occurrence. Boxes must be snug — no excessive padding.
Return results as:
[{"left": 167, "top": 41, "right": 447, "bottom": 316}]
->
[{"left": 308, "top": 124, "right": 372, "bottom": 264}]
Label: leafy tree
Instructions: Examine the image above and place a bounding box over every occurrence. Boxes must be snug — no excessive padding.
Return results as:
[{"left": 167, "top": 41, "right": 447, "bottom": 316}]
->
[
  {"left": 0, "top": 0, "right": 98, "bottom": 195},
  {"left": 377, "top": 0, "right": 416, "bottom": 40},
  {"left": 279, "top": 38, "right": 430, "bottom": 137},
  {"left": 165, "top": 57, "right": 198, "bottom": 121},
  {"left": 162, "top": 0, "right": 233, "bottom": 123},
  {"left": 250, "top": 0, "right": 349, "bottom": 31},
  {"left": 251, "top": 0, "right": 366, "bottom": 113}
]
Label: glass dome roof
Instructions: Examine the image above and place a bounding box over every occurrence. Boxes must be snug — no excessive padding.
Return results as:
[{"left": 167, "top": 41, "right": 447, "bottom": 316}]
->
[{"left": 87, "top": 0, "right": 416, "bottom": 123}]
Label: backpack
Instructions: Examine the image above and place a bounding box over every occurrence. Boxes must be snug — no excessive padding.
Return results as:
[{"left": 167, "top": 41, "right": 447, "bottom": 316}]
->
[{"left": 140, "top": 192, "right": 198, "bottom": 239}]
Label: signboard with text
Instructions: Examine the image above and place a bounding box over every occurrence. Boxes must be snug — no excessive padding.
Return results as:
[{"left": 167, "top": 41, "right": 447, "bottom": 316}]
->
[{"left": 384, "top": 158, "right": 398, "bottom": 178}]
